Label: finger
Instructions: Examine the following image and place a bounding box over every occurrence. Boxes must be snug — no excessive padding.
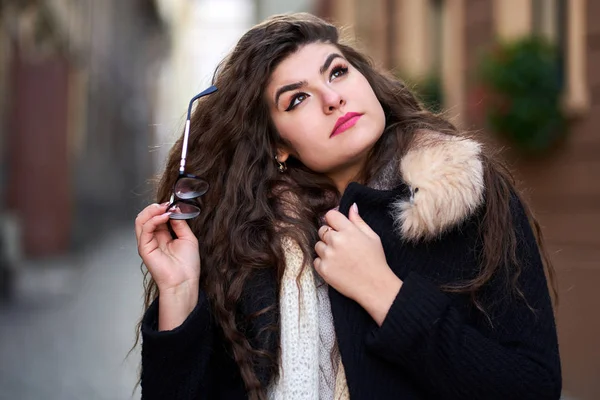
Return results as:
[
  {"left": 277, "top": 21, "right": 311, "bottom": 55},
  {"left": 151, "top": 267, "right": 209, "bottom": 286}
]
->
[
  {"left": 324, "top": 209, "right": 353, "bottom": 232},
  {"left": 348, "top": 203, "right": 375, "bottom": 236},
  {"left": 318, "top": 225, "right": 340, "bottom": 246},
  {"left": 154, "top": 225, "right": 174, "bottom": 250},
  {"left": 169, "top": 219, "right": 198, "bottom": 243},
  {"left": 139, "top": 211, "right": 172, "bottom": 252},
  {"left": 318, "top": 225, "right": 333, "bottom": 242},
  {"left": 314, "top": 240, "right": 328, "bottom": 258},
  {"left": 313, "top": 257, "right": 329, "bottom": 281},
  {"left": 313, "top": 257, "right": 324, "bottom": 276},
  {"left": 135, "top": 203, "right": 169, "bottom": 240}
]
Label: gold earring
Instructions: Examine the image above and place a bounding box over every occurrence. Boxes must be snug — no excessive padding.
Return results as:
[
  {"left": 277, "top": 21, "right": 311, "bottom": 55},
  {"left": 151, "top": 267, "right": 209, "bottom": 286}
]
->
[{"left": 275, "top": 155, "right": 287, "bottom": 173}]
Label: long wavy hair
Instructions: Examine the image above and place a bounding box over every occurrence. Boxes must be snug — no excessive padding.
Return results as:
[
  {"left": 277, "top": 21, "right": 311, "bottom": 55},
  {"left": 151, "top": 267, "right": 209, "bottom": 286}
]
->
[{"left": 136, "top": 12, "right": 557, "bottom": 400}]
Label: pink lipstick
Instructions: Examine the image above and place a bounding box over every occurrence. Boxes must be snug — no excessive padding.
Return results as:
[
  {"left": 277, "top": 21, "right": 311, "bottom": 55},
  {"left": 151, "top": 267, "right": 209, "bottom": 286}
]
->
[{"left": 331, "top": 112, "right": 362, "bottom": 137}]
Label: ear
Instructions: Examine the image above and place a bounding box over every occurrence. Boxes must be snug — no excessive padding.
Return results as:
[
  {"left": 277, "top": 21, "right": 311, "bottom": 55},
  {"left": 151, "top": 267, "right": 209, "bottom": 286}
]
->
[{"left": 276, "top": 147, "right": 290, "bottom": 163}]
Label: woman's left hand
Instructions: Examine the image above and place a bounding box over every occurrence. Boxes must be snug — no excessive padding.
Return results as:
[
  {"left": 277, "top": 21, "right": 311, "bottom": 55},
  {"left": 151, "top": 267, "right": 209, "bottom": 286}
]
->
[{"left": 314, "top": 203, "right": 403, "bottom": 325}]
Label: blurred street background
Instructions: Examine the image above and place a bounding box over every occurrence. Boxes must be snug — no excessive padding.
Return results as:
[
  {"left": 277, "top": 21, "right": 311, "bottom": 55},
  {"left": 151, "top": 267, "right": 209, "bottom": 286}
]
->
[{"left": 0, "top": 0, "right": 597, "bottom": 399}]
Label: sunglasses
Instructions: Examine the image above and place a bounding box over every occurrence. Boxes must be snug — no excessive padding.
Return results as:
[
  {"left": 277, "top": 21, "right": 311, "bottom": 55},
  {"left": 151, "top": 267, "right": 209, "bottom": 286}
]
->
[{"left": 168, "top": 85, "right": 217, "bottom": 220}]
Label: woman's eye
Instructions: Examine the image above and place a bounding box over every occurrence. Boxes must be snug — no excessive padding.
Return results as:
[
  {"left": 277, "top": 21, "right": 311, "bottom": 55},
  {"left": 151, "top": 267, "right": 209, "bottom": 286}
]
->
[
  {"left": 285, "top": 93, "right": 308, "bottom": 111},
  {"left": 330, "top": 66, "right": 348, "bottom": 80}
]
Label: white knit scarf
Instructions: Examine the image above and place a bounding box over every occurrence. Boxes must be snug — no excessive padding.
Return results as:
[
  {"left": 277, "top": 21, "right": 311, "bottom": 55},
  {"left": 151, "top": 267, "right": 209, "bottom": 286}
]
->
[{"left": 267, "top": 236, "right": 350, "bottom": 400}]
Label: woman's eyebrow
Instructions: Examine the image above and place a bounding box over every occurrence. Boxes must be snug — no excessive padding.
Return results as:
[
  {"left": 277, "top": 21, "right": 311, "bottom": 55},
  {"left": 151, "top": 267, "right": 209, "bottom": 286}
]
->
[
  {"left": 275, "top": 81, "right": 307, "bottom": 108},
  {"left": 320, "top": 53, "right": 344, "bottom": 74}
]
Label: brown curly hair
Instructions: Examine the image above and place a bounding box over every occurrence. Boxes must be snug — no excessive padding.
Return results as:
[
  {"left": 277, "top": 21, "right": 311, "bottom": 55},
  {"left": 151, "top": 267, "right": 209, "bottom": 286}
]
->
[{"left": 135, "top": 12, "right": 557, "bottom": 399}]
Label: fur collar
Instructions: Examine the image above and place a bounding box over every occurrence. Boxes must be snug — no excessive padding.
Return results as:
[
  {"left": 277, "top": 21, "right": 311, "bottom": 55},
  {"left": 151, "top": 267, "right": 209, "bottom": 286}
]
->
[{"left": 390, "top": 131, "right": 485, "bottom": 242}]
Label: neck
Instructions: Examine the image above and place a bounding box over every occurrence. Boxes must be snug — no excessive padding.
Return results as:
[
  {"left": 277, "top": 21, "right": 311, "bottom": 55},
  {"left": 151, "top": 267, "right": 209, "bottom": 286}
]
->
[{"left": 327, "top": 157, "right": 367, "bottom": 194}]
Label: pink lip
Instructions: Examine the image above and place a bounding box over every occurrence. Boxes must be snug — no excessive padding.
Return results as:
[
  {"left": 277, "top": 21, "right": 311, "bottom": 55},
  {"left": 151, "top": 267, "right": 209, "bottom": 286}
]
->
[{"left": 331, "top": 112, "right": 362, "bottom": 137}]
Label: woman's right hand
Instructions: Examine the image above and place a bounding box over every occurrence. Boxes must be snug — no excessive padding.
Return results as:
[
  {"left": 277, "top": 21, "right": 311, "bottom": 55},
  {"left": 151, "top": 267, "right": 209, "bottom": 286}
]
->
[{"left": 135, "top": 203, "right": 201, "bottom": 330}]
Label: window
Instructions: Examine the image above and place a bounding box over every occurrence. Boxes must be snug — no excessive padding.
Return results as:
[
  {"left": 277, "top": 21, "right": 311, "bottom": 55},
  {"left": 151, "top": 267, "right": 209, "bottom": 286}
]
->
[{"left": 532, "top": 0, "right": 566, "bottom": 95}]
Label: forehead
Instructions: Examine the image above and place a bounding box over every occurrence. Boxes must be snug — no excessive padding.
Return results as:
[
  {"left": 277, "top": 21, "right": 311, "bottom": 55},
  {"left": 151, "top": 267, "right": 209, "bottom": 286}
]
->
[{"left": 268, "top": 42, "right": 341, "bottom": 87}]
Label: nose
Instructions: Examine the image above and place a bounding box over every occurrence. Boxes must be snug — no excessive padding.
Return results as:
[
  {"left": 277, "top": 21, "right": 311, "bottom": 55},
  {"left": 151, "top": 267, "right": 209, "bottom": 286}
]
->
[{"left": 322, "top": 87, "right": 345, "bottom": 114}]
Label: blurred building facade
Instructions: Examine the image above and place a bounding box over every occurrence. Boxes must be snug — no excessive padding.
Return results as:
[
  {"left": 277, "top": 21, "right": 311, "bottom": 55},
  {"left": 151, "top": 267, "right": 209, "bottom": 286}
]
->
[
  {"left": 255, "top": 0, "right": 313, "bottom": 20},
  {"left": 319, "top": 0, "right": 598, "bottom": 399},
  {"left": 0, "top": 0, "right": 166, "bottom": 271}
]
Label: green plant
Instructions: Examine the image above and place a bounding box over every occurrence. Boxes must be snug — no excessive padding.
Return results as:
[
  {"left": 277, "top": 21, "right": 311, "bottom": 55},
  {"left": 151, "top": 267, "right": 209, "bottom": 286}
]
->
[
  {"left": 478, "top": 36, "right": 566, "bottom": 153},
  {"left": 415, "top": 74, "right": 444, "bottom": 114},
  {"left": 394, "top": 70, "right": 444, "bottom": 114}
]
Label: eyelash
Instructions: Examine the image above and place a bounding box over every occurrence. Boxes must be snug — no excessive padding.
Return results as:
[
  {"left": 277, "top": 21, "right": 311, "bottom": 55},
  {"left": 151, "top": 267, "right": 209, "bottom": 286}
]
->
[
  {"left": 285, "top": 64, "right": 349, "bottom": 111},
  {"left": 330, "top": 64, "right": 348, "bottom": 80}
]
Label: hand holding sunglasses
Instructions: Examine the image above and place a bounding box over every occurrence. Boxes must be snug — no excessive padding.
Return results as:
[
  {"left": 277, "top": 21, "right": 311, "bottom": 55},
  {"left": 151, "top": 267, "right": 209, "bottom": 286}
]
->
[{"left": 134, "top": 85, "right": 217, "bottom": 330}]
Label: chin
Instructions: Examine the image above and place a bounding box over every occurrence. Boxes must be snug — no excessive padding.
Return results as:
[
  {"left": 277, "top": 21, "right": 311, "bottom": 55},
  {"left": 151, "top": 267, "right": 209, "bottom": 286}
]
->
[{"left": 354, "top": 126, "right": 383, "bottom": 152}]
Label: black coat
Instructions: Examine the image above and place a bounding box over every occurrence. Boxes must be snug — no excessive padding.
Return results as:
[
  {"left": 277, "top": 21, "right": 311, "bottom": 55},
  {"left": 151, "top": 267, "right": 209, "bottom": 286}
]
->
[
  {"left": 141, "top": 134, "right": 561, "bottom": 399},
  {"left": 140, "top": 182, "right": 561, "bottom": 399}
]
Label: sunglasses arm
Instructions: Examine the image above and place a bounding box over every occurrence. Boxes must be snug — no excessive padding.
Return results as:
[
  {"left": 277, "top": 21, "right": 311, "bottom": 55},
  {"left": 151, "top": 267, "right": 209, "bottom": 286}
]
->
[
  {"left": 179, "top": 119, "right": 191, "bottom": 174},
  {"left": 179, "top": 85, "right": 218, "bottom": 175}
]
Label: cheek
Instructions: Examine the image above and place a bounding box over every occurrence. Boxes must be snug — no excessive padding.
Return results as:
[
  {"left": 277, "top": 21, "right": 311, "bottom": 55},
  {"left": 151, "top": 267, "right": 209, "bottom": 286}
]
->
[
  {"left": 274, "top": 118, "right": 334, "bottom": 170},
  {"left": 275, "top": 114, "right": 323, "bottom": 151},
  {"left": 359, "top": 80, "right": 380, "bottom": 109},
  {"left": 359, "top": 81, "right": 385, "bottom": 126},
  {"left": 275, "top": 119, "right": 303, "bottom": 147}
]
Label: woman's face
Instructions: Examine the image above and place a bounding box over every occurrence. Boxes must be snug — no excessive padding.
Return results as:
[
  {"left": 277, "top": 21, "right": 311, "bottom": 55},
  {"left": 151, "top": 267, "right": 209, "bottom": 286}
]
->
[{"left": 266, "top": 42, "right": 385, "bottom": 187}]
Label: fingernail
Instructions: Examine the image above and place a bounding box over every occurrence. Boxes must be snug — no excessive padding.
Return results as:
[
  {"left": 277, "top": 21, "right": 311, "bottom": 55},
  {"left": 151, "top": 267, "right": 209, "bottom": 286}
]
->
[
  {"left": 161, "top": 212, "right": 172, "bottom": 217},
  {"left": 351, "top": 203, "right": 358, "bottom": 214},
  {"left": 162, "top": 202, "right": 170, "bottom": 206}
]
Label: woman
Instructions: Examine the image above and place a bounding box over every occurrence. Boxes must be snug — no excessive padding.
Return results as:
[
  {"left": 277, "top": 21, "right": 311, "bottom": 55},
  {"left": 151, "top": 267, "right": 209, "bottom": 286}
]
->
[{"left": 135, "top": 12, "right": 561, "bottom": 400}]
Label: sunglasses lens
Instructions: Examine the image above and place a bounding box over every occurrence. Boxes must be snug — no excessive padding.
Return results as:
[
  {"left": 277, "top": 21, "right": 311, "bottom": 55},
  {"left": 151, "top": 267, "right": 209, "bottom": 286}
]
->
[
  {"left": 168, "top": 202, "right": 201, "bottom": 220},
  {"left": 175, "top": 177, "right": 209, "bottom": 199}
]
